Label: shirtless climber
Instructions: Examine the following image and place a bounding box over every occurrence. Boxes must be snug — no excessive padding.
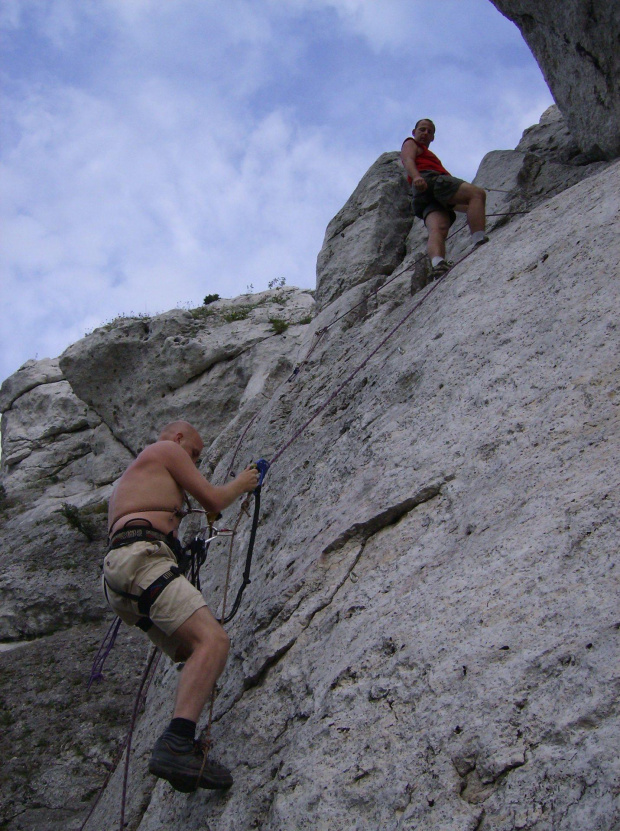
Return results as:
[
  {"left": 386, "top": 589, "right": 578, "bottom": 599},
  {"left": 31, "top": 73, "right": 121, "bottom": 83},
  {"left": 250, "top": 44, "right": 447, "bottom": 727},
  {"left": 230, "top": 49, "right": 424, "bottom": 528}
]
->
[
  {"left": 401, "top": 118, "right": 488, "bottom": 280},
  {"left": 103, "top": 420, "right": 259, "bottom": 792}
]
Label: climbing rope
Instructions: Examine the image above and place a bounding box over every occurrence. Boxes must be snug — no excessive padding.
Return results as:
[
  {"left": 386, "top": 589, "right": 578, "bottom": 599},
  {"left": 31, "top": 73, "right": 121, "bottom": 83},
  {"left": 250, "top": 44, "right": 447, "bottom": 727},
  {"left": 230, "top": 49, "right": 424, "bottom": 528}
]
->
[
  {"left": 216, "top": 242, "right": 483, "bottom": 663},
  {"left": 203, "top": 201, "right": 536, "bottom": 629},
  {"left": 283, "top": 208, "right": 529, "bottom": 382},
  {"left": 192, "top": 459, "right": 269, "bottom": 781},
  {"left": 119, "top": 648, "right": 160, "bottom": 831},
  {"left": 270, "top": 244, "right": 477, "bottom": 467},
  {"left": 228, "top": 235, "right": 484, "bottom": 481},
  {"left": 79, "top": 646, "right": 161, "bottom": 831},
  {"left": 87, "top": 616, "right": 122, "bottom": 690}
]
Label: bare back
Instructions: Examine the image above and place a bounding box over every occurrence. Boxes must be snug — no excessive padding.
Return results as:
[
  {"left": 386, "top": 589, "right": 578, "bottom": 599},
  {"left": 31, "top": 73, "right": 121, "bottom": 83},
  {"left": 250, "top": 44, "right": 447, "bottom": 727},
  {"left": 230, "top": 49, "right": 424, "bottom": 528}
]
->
[
  {"left": 108, "top": 443, "right": 187, "bottom": 536},
  {"left": 108, "top": 430, "right": 260, "bottom": 539}
]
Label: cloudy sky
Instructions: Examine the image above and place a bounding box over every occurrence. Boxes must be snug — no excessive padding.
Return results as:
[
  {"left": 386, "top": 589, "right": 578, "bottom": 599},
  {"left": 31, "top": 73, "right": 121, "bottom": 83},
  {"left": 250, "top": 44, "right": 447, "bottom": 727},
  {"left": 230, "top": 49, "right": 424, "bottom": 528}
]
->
[{"left": 0, "top": 0, "right": 553, "bottom": 383}]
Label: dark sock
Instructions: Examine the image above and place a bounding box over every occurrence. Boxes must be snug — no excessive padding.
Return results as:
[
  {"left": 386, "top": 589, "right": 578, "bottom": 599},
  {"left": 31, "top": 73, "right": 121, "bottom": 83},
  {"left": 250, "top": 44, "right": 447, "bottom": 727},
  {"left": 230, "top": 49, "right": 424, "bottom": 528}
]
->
[{"left": 167, "top": 717, "right": 196, "bottom": 740}]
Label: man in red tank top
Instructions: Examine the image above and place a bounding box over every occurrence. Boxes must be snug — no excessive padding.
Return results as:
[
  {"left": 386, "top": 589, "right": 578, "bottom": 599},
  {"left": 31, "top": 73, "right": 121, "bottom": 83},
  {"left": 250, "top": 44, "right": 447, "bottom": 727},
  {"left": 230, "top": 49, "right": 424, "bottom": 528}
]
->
[{"left": 401, "top": 119, "right": 488, "bottom": 279}]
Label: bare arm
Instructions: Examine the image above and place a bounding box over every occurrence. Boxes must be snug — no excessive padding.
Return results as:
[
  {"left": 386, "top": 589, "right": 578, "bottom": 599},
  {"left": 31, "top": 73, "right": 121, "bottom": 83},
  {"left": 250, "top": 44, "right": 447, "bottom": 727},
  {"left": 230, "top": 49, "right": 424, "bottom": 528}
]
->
[
  {"left": 156, "top": 441, "right": 259, "bottom": 513},
  {"left": 401, "top": 138, "right": 427, "bottom": 192}
]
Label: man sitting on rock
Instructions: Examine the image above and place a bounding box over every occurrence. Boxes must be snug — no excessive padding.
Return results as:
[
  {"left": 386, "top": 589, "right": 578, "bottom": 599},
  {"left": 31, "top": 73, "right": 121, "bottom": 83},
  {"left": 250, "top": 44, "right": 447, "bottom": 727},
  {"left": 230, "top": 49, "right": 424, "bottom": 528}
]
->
[
  {"left": 401, "top": 118, "right": 488, "bottom": 280},
  {"left": 103, "top": 420, "right": 259, "bottom": 792}
]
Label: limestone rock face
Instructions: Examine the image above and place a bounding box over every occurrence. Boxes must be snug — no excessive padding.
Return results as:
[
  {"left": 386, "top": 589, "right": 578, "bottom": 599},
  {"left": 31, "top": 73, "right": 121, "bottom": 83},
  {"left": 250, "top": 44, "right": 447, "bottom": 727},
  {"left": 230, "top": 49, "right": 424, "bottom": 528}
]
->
[
  {"left": 83, "top": 155, "right": 619, "bottom": 831},
  {"left": 490, "top": 0, "right": 620, "bottom": 159},
  {"left": 0, "top": 357, "right": 64, "bottom": 412},
  {"left": 315, "top": 152, "right": 413, "bottom": 310},
  {"left": 1, "top": 113, "right": 619, "bottom": 831},
  {"left": 0, "top": 288, "right": 314, "bottom": 829},
  {"left": 0, "top": 357, "right": 129, "bottom": 642},
  {"left": 59, "top": 287, "right": 315, "bottom": 454}
]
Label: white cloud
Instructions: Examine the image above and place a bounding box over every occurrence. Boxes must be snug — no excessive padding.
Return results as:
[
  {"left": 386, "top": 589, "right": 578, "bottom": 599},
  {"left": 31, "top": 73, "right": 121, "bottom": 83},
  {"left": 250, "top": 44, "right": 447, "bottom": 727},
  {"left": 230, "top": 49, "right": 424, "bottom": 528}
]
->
[
  {"left": 0, "top": 0, "right": 553, "bottom": 383},
  {"left": 0, "top": 71, "right": 365, "bottom": 377}
]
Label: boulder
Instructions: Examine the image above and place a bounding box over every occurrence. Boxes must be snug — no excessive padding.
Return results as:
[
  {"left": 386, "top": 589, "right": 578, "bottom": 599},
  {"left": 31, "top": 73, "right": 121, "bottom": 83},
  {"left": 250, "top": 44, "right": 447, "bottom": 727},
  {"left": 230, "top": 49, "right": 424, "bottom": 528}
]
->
[
  {"left": 489, "top": 0, "right": 620, "bottom": 159},
  {"left": 315, "top": 152, "right": 413, "bottom": 310},
  {"left": 59, "top": 289, "right": 315, "bottom": 454}
]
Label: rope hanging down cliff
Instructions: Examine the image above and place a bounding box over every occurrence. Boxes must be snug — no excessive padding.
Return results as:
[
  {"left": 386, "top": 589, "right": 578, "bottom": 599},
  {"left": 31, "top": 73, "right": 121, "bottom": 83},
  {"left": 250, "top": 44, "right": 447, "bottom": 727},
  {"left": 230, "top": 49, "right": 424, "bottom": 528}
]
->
[{"left": 229, "top": 237, "right": 483, "bottom": 477}]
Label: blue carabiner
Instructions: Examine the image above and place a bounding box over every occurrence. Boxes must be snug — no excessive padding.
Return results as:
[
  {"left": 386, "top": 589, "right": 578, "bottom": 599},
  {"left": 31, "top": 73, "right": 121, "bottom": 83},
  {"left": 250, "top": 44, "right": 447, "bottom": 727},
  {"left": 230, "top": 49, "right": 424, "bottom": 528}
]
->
[{"left": 254, "top": 458, "right": 270, "bottom": 490}]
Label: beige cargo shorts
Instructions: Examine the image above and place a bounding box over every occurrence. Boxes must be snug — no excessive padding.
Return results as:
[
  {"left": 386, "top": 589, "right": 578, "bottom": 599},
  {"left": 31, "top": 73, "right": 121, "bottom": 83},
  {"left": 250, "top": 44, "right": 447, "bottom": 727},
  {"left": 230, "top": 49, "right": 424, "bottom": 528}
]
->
[{"left": 103, "top": 539, "right": 206, "bottom": 661}]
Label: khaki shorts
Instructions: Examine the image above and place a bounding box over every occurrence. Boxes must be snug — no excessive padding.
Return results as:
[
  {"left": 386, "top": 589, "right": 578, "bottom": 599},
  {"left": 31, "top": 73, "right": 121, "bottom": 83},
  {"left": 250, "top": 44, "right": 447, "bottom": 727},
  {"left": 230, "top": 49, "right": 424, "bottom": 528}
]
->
[{"left": 103, "top": 539, "right": 207, "bottom": 661}]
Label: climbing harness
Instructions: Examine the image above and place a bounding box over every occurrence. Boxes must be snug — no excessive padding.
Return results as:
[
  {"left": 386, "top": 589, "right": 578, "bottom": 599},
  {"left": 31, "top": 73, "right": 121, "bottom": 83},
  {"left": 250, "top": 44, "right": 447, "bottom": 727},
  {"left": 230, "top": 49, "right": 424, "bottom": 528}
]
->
[
  {"left": 88, "top": 525, "right": 186, "bottom": 689},
  {"left": 90, "top": 457, "right": 271, "bottom": 683},
  {"left": 108, "top": 505, "right": 186, "bottom": 530},
  {"left": 92, "top": 517, "right": 241, "bottom": 682},
  {"left": 102, "top": 526, "right": 186, "bottom": 633},
  {"left": 82, "top": 513, "right": 240, "bottom": 830}
]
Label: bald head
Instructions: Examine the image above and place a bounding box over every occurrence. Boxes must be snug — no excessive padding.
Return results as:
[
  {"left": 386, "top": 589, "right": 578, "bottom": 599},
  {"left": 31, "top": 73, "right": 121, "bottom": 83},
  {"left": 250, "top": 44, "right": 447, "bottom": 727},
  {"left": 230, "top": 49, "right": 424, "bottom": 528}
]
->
[
  {"left": 159, "top": 421, "right": 201, "bottom": 443},
  {"left": 158, "top": 421, "right": 204, "bottom": 465}
]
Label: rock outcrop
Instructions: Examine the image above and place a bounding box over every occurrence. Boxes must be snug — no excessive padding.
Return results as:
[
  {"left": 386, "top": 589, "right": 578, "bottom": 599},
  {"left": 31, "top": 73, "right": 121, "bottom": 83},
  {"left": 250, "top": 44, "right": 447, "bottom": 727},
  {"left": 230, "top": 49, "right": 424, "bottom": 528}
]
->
[
  {"left": 316, "top": 105, "right": 610, "bottom": 309},
  {"left": 490, "top": 0, "right": 620, "bottom": 160},
  {"left": 1, "top": 109, "right": 618, "bottom": 831},
  {"left": 0, "top": 289, "right": 315, "bottom": 830}
]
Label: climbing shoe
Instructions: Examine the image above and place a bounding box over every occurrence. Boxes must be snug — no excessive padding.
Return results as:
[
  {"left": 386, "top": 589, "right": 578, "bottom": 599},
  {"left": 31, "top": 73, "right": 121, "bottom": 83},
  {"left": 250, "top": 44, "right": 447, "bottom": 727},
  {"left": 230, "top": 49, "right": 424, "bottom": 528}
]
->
[
  {"left": 472, "top": 234, "right": 489, "bottom": 247},
  {"left": 429, "top": 260, "right": 452, "bottom": 281},
  {"left": 148, "top": 730, "right": 233, "bottom": 792}
]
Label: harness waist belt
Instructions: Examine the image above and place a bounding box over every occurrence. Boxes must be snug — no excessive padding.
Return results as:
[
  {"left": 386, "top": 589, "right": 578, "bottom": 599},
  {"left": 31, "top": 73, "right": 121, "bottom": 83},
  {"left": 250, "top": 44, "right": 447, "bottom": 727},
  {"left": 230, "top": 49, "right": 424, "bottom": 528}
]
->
[{"left": 107, "top": 527, "right": 175, "bottom": 551}]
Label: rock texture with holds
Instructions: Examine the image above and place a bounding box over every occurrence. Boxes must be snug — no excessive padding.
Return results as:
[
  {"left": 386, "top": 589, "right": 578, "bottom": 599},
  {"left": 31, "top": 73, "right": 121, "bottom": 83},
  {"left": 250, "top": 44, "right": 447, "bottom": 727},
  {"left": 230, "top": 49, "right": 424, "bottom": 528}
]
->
[
  {"left": 1, "top": 24, "right": 620, "bottom": 831},
  {"left": 490, "top": 0, "right": 620, "bottom": 160}
]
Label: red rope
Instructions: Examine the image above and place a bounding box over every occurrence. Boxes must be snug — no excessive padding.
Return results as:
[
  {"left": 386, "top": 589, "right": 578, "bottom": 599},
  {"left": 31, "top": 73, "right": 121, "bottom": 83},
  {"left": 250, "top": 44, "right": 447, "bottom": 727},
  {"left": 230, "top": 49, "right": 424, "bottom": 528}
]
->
[{"left": 270, "top": 245, "right": 476, "bottom": 466}]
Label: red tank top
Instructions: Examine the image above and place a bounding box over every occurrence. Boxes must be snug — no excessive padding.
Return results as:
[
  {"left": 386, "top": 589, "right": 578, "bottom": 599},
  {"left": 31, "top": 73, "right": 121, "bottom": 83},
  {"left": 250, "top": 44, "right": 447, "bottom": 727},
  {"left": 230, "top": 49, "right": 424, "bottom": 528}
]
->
[{"left": 403, "top": 137, "right": 450, "bottom": 183}]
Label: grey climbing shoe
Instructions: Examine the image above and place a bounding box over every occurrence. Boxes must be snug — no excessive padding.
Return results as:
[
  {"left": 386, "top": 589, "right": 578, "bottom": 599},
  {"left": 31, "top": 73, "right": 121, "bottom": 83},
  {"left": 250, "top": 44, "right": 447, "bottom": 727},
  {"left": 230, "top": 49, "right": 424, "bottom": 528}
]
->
[
  {"left": 148, "top": 730, "right": 233, "bottom": 792},
  {"left": 429, "top": 260, "right": 452, "bottom": 281},
  {"left": 472, "top": 234, "right": 489, "bottom": 247}
]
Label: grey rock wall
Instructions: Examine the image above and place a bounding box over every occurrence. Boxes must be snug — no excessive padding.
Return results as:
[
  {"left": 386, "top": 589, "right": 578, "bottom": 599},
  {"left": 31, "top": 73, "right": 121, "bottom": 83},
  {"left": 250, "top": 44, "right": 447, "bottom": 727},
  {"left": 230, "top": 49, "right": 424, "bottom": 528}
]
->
[
  {"left": 315, "top": 152, "right": 413, "bottom": 310},
  {"left": 59, "top": 287, "right": 315, "bottom": 454},
  {"left": 0, "top": 289, "right": 314, "bottom": 830},
  {"left": 83, "top": 153, "right": 619, "bottom": 831},
  {"left": 490, "top": 0, "right": 620, "bottom": 159},
  {"left": 0, "top": 111, "right": 618, "bottom": 831}
]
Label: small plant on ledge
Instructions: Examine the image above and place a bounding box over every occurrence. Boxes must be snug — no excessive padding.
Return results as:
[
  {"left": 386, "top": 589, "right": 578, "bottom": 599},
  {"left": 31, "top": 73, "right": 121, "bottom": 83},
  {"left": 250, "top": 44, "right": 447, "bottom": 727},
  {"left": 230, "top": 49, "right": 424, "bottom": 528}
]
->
[{"left": 269, "top": 317, "right": 289, "bottom": 335}]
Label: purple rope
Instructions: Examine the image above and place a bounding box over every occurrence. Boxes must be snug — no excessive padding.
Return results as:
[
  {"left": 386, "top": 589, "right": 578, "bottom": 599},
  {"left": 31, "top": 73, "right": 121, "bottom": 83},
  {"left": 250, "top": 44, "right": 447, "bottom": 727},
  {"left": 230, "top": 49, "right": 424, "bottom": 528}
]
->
[
  {"left": 87, "top": 616, "right": 122, "bottom": 690},
  {"left": 230, "top": 204, "right": 533, "bottom": 469},
  {"left": 288, "top": 209, "right": 527, "bottom": 373},
  {"left": 119, "top": 647, "right": 160, "bottom": 830}
]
